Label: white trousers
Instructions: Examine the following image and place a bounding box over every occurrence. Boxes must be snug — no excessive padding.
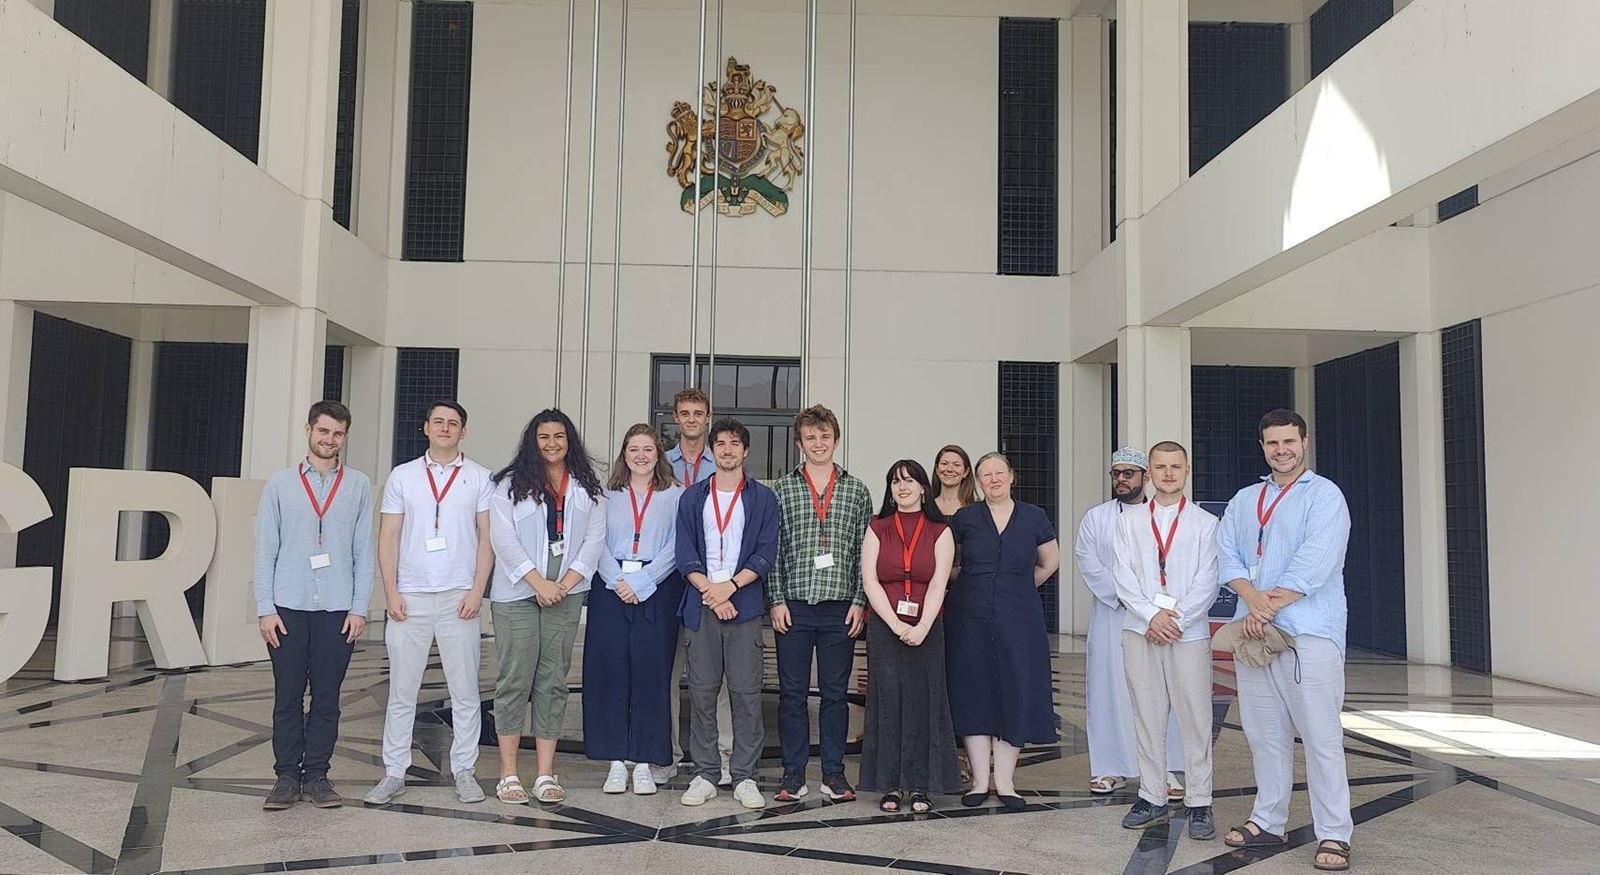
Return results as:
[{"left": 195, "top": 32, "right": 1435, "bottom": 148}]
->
[
  {"left": 1235, "top": 634, "right": 1352, "bottom": 842},
  {"left": 1087, "top": 601, "right": 1183, "bottom": 777},
  {"left": 381, "top": 588, "right": 482, "bottom": 778},
  {"left": 1122, "top": 633, "right": 1215, "bottom": 806}
]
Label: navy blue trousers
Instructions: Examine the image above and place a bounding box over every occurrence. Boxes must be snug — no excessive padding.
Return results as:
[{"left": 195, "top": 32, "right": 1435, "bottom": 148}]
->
[
  {"left": 775, "top": 599, "right": 854, "bottom": 777},
  {"left": 581, "top": 574, "right": 684, "bottom": 764},
  {"left": 268, "top": 606, "right": 355, "bottom": 779}
]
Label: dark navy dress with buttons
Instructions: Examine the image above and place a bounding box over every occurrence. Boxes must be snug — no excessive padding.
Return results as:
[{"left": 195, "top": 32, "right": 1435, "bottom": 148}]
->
[{"left": 945, "top": 501, "right": 1058, "bottom": 747}]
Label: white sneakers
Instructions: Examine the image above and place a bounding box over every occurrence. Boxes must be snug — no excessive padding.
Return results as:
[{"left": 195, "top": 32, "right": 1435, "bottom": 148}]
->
[
  {"left": 651, "top": 763, "right": 678, "bottom": 784},
  {"left": 632, "top": 763, "right": 656, "bottom": 795},
  {"left": 603, "top": 761, "right": 629, "bottom": 794},
  {"left": 733, "top": 778, "right": 764, "bottom": 810},
  {"left": 680, "top": 775, "right": 719, "bottom": 806}
]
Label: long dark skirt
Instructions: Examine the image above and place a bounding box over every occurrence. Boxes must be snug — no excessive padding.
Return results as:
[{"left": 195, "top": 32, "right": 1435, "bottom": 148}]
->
[
  {"left": 581, "top": 574, "right": 684, "bottom": 764},
  {"left": 858, "top": 617, "right": 961, "bottom": 794}
]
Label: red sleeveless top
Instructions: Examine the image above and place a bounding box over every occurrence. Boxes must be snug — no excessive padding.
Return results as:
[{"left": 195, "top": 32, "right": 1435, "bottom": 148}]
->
[{"left": 869, "top": 511, "right": 948, "bottom": 622}]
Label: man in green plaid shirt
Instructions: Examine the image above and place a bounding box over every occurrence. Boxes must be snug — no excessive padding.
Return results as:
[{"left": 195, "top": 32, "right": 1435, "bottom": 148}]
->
[{"left": 767, "top": 404, "right": 873, "bottom": 804}]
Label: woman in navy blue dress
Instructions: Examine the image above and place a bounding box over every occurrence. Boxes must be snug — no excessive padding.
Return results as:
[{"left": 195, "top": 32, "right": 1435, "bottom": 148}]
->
[{"left": 945, "top": 452, "right": 1061, "bottom": 811}]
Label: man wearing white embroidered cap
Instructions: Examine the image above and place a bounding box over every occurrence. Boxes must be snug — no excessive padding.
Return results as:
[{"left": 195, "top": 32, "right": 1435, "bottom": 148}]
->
[
  {"left": 1073, "top": 447, "right": 1186, "bottom": 801},
  {"left": 1112, "top": 441, "right": 1220, "bottom": 840}
]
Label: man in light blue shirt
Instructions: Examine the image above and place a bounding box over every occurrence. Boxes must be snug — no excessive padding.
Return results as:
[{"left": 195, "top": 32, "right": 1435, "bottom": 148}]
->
[
  {"left": 254, "top": 401, "right": 376, "bottom": 811},
  {"left": 1216, "top": 409, "right": 1352, "bottom": 870}
]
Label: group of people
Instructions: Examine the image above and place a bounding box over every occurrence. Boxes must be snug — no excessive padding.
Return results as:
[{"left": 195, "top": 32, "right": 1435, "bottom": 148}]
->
[
  {"left": 1073, "top": 410, "right": 1354, "bottom": 871},
  {"left": 250, "top": 393, "right": 1353, "bottom": 871}
]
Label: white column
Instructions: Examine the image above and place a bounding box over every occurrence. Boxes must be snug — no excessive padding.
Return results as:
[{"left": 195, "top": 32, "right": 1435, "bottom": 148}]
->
[
  {"left": 242, "top": 307, "right": 328, "bottom": 478},
  {"left": 1114, "top": 0, "right": 1188, "bottom": 223},
  {"left": 1062, "top": 362, "right": 1108, "bottom": 640},
  {"left": 1287, "top": 19, "right": 1310, "bottom": 92},
  {"left": 1294, "top": 365, "right": 1316, "bottom": 470},
  {"left": 355, "top": 0, "right": 402, "bottom": 254},
  {"left": 1068, "top": 16, "right": 1106, "bottom": 268},
  {"left": 260, "top": 0, "right": 342, "bottom": 206},
  {"left": 1400, "top": 331, "right": 1450, "bottom": 665},
  {"left": 116, "top": 341, "right": 156, "bottom": 563},
  {"left": 0, "top": 301, "right": 33, "bottom": 569},
  {"left": 146, "top": 0, "right": 177, "bottom": 98},
  {"left": 1116, "top": 326, "right": 1192, "bottom": 458},
  {"left": 343, "top": 344, "right": 395, "bottom": 482}
]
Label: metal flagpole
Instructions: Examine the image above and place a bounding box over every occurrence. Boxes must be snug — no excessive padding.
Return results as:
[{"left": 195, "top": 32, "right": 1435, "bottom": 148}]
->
[
  {"left": 687, "top": 0, "right": 708, "bottom": 388},
  {"left": 842, "top": 0, "right": 857, "bottom": 467},
  {"left": 707, "top": 0, "right": 724, "bottom": 410},
  {"left": 607, "top": 0, "right": 631, "bottom": 450},
  {"left": 578, "top": 0, "right": 603, "bottom": 433},
  {"left": 553, "top": 0, "right": 578, "bottom": 406},
  {"left": 799, "top": 0, "right": 818, "bottom": 404}
]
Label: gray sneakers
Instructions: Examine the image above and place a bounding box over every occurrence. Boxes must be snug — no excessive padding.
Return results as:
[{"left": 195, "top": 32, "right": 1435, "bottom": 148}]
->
[
  {"left": 455, "top": 769, "right": 486, "bottom": 803},
  {"left": 363, "top": 775, "right": 407, "bottom": 805},
  {"left": 302, "top": 775, "right": 343, "bottom": 808}
]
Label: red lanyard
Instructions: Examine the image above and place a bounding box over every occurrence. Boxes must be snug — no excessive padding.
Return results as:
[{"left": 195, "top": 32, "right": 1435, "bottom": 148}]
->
[
  {"left": 892, "top": 513, "right": 928, "bottom": 600},
  {"left": 425, "top": 458, "right": 463, "bottom": 535},
  {"left": 299, "top": 463, "right": 345, "bottom": 547},
  {"left": 710, "top": 477, "right": 746, "bottom": 565},
  {"left": 1255, "top": 472, "right": 1304, "bottom": 557},
  {"left": 803, "top": 465, "right": 839, "bottom": 548},
  {"left": 548, "top": 471, "right": 569, "bottom": 538},
  {"left": 628, "top": 484, "right": 654, "bottom": 555},
  {"left": 685, "top": 453, "right": 704, "bottom": 485},
  {"left": 1148, "top": 498, "right": 1185, "bottom": 589}
]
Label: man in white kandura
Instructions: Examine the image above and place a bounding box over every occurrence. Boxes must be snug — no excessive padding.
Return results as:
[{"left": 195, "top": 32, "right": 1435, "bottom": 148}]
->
[{"left": 1073, "top": 447, "right": 1185, "bottom": 801}]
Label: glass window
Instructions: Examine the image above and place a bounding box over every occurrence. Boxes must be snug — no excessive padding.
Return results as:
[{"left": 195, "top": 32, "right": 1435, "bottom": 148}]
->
[{"left": 650, "top": 354, "right": 802, "bottom": 480}]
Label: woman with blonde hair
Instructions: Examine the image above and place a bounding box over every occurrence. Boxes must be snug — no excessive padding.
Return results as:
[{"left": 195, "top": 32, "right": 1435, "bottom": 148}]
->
[
  {"left": 945, "top": 452, "right": 1061, "bottom": 811},
  {"left": 582, "top": 424, "right": 686, "bottom": 795}
]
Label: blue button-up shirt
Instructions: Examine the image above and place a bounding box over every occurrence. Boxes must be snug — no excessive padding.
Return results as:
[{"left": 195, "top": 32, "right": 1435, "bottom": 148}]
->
[
  {"left": 666, "top": 443, "right": 716, "bottom": 486},
  {"left": 1217, "top": 470, "right": 1351, "bottom": 653},
  {"left": 594, "top": 484, "right": 684, "bottom": 603},
  {"left": 254, "top": 461, "right": 377, "bottom": 617}
]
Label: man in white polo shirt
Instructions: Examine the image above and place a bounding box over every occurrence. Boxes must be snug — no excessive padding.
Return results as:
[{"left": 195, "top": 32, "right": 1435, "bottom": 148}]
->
[{"left": 365, "top": 400, "right": 495, "bottom": 806}]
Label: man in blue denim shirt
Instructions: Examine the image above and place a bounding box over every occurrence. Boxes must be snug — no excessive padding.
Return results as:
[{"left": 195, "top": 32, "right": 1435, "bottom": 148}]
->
[
  {"left": 254, "top": 401, "right": 376, "bottom": 811},
  {"left": 1216, "top": 409, "right": 1353, "bottom": 871},
  {"left": 675, "top": 417, "right": 779, "bottom": 810}
]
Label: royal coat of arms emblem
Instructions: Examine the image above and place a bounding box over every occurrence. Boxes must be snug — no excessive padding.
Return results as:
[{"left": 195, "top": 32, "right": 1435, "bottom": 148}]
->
[{"left": 666, "top": 57, "right": 805, "bottom": 217}]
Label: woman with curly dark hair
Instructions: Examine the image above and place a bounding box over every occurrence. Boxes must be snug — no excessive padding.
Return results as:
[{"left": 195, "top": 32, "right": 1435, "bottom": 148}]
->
[{"left": 487, "top": 409, "right": 606, "bottom": 805}]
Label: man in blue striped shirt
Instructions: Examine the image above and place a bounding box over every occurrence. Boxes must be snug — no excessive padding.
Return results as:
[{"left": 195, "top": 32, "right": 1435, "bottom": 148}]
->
[
  {"left": 1216, "top": 409, "right": 1353, "bottom": 871},
  {"left": 254, "top": 401, "right": 376, "bottom": 811}
]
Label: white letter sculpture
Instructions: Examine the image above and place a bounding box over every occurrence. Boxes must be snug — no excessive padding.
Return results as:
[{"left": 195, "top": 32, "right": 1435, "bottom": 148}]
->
[
  {"left": 202, "top": 477, "right": 268, "bottom": 665},
  {"left": 0, "top": 463, "right": 52, "bottom": 682}
]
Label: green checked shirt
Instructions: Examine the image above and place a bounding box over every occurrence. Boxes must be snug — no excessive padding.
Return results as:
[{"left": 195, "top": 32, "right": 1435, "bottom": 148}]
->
[{"left": 768, "top": 464, "right": 873, "bottom": 608}]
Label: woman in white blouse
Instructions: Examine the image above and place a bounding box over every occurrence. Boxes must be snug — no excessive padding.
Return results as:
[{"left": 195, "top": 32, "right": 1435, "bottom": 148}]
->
[
  {"left": 487, "top": 409, "right": 606, "bottom": 805},
  {"left": 582, "top": 424, "right": 686, "bottom": 794}
]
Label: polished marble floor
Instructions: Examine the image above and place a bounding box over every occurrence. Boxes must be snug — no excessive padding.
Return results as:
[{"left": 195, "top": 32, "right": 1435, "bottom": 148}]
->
[{"left": 3, "top": 619, "right": 1600, "bottom": 874}]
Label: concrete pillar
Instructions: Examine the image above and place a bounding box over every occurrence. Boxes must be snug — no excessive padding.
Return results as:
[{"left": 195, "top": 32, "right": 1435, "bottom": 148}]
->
[
  {"left": 1114, "top": 0, "right": 1189, "bottom": 223},
  {"left": 343, "top": 344, "right": 395, "bottom": 482},
  {"left": 0, "top": 301, "right": 33, "bottom": 569},
  {"left": 260, "top": 0, "right": 343, "bottom": 206},
  {"left": 146, "top": 0, "right": 177, "bottom": 98},
  {"left": 1288, "top": 20, "right": 1310, "bottom": 92},
  {"left": 116, "top": 341, "right": 156, "bottom": 563},
  {"left": 1068, "top": 16, "right": 1106, "bottom": 268},
  {"left": 1294, "top": 365, "right": 1316, "bottom": 469},
  {"left": 1062, "top": 362, "right": 1108, "bottom": 640},
  {"left": 1116, "top": 325, "right": 1191, "bottom": 459},
  {"left": 1400, "top": 331, "right": 1450, "bottom": 665},
  {"left": 242, "top": 307, "right": 328, "bottom": 478},
  {"left": 356, "top": 0, "right": 411, "bottom": 258}
]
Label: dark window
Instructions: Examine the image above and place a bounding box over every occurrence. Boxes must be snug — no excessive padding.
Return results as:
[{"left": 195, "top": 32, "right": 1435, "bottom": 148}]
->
[
  {"left": 998, "top": 361, "right": 1059, "bottom": 633},
  {"left": 145, "top": 342, "right": 249, "bottom": 617},
  {"left": 1315, "top": 342, "right": 1406, "bottom": 657},
  {"left": 403, "top": 0, "right": 473, "bottom": 262},
  {"left": 998, "top": 18, "right": 1058, "bottom": 276},
  {"left": 333, "top": 0, "right": 362, "bottom": 229},
  {"left": 54, "top": 0, "right": 151, "bottom": 81},
  {"left": 650, "top": 356, "right": 801, "bottom": 481},
  {"left": 1189, "top": 23, "right": 1287, "bottom": 173},
  {"left": 1438, "top": 185, "right": 1479, "bottom": 222},
  {"left": 1107, "top": 20, "right": 1116, "bottom": 244},
  {"left": 1441, "top": 320, "right": 1491, "bottom": 673},
  {"left": 17, "top": 314, "right": 131, "bottom": 623},
  {"left": 1309, "top": 0, "right": 1391, "bottom": 78},
  {"left": 393, "top": 348, "right": 460, "bottom": 466},
  {"left": 1190, "top": 366, "right": 1294, "bottom": 502},
  {"left": 323, "top": 345, "right": 347, "bottom": 403},
  {"left": 173, "top": 0, "right": 267, "bottom": 162}
]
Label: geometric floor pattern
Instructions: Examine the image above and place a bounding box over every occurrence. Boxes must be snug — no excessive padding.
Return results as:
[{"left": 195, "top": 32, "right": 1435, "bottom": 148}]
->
[{"left": 4, "top": 621, "right": 1600, "bottom": 874}]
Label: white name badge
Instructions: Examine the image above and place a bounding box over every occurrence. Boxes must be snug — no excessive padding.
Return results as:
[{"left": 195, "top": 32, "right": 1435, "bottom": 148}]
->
[
  {"left": 896, "top": 600, "right": 920, "bottom": 618},
  {"left": 309, "top": 553, "right": 332, "bottom": 570},
  {"left": 709, "top": 568, "right": 733, "bottom": 584},
  {"left": 621, "top": 560, "right": 644, "bottom": 573},
  {"left": 425, "top": 536, "right": 448, "bottom": 553},
  {"left": 1153, "top": 593, "right": 1178, "bottom": 611},
  {"left": 550, "top": 540, "right": 566, "bottom": 557},
  {"left": 813, "top": 552, "right": 835, "bottom": 570},
  {"left": 1248, "top": 564, "right": 1260, "bottom": 582}
]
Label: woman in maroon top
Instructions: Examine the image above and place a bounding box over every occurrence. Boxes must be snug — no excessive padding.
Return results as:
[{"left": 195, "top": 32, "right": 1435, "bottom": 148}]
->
[{"left": 858, "top": 460, "right": 959, "bottom": 812}]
